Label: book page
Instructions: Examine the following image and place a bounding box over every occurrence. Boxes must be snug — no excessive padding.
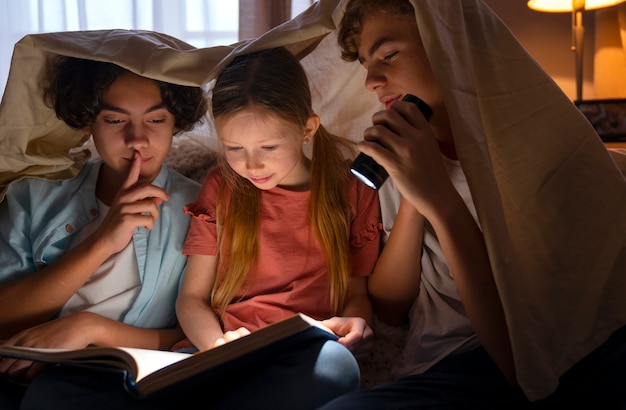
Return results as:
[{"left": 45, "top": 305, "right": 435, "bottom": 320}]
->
[
  {"left": 0, "top": 313, "right": 337, "bottom": 398},
  {"left": 298, "top": 313, "right": 334, "bottom": 335},
  {"left": 117, "top": 347, "right": 190, "bottom": 382},
  {"left": 136, "top": 313, "right": 337, "bottom": 396}
]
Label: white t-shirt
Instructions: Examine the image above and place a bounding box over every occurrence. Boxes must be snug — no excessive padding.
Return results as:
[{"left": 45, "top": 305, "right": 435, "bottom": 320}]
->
[
  {"left": 385, "top": 156, "right": 482, "bottom": 378},
  {"left": 59, "top": 199, "right": 141, "bottom": 321}
]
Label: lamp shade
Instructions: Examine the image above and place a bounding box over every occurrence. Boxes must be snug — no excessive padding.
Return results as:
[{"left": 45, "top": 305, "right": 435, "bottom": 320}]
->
[{"left": 527, "top": 0, "right": 625, "bottom": 12}]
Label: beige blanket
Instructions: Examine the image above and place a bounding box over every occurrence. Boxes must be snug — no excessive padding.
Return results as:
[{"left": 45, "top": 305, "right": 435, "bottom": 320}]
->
[{"left": 1, "top": 0, "right": 625, "bottom": 400}]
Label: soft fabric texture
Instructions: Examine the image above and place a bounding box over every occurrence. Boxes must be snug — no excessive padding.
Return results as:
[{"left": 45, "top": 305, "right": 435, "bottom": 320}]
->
[
  {"left": 405, "top": 1, "right": 626, "bottom": 400},
  {"left": 183, "top": 164, "right": 382, "bottom": 332},
  {"left": 395, "top": 156, "right": 482, "bottom": 378},
  {"left": 2, "top": 0, "right": 626, "bottom": 401},
  {"left": 58, "top": 198, "right": 141, "bottom": 321}
]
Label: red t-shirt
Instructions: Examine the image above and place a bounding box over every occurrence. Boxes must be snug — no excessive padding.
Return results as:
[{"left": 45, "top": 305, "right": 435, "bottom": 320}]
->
[{"left": 183, "top": 165, "right": 383, "bottom": 331}]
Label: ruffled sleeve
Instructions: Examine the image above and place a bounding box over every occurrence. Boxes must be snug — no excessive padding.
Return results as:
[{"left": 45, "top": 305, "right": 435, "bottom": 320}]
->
[
  {"left": 182, "top": 166, "right": 223, "bottom": 256},
  {"left": 348, "top": 175, "right": 384, "bottom": 277}
]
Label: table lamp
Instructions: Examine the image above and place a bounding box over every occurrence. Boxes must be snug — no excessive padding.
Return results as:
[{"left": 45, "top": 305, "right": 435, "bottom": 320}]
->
[{"left": 527, "top": 0, "right": 626, "bottom": 101}]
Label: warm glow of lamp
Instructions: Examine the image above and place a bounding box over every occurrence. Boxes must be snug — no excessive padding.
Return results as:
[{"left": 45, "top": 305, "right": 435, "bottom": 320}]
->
[
  {"left": 528, "top": 0, "right": 625, "bottom": 11},
  {"left": 527, "top": 0, "right": 626, "bottom": 101}
]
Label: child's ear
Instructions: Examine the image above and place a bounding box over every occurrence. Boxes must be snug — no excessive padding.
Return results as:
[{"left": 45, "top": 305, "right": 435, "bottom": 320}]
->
[
  {"left": 304, "top": 114, "right": 320, "bottom": 143},
  {"left": 82, "top": 126, "right": 92, "bottom": 137}
]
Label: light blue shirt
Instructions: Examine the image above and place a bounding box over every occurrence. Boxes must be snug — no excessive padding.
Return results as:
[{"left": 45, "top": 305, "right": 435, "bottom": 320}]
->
[{"left": 0, "top": 161, "right": 200, "bottom": 329}]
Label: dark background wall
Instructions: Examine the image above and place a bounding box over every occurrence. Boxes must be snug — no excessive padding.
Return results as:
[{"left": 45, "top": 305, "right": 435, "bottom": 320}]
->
[{"left": 484, "top": 0, "right": 596, "bottom": 100}]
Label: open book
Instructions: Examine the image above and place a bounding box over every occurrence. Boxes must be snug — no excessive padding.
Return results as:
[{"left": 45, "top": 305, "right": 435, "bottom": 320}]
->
[{"left": 0, "top": 313, "right": 337, "bottom": 399}]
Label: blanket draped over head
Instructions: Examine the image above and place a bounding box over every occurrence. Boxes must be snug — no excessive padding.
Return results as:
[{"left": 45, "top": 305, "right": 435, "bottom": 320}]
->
[{"left": 1, "top": 0, "right": 625, "bottom": 401}]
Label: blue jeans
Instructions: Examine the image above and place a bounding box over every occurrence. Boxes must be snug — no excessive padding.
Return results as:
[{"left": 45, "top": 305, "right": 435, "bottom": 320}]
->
[
  {"left": 320, "top": 325, "right": 626, "bottom": 410},
  {"left": 3, "top": 339, "right": 359, "bottom": 410}
]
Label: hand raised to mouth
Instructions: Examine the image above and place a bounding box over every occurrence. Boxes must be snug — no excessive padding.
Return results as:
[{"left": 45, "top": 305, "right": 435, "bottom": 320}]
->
[{"left": 93, "top": 151, "right": 170, "bottom": 256}]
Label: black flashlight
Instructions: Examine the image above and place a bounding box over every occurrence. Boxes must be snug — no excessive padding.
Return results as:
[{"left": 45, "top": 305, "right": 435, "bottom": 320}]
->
[{"left": 350, "top": 94, "right": 433, "bottom": 190}]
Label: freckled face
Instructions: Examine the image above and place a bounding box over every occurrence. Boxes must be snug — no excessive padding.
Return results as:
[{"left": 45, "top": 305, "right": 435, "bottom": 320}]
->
[
  {"left": 216, "top": 108, "right": 312, "bottom": 190},
  {"left": 89, "top": 72, "right": 176, "bottom": 185}
]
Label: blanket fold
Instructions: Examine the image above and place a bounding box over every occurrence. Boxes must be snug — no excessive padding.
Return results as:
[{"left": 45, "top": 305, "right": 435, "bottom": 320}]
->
[{"left": 1, "top": 0, "right": 625, "bottom": 400}]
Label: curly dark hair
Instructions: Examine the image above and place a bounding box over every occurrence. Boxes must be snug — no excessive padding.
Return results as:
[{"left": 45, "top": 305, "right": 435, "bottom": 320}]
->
[
  {"left": 42, "top": 56, "right": 207, "bottom": 132},
  {"left": 337, "top": 0, "right": 415, "bottom": 62}
]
